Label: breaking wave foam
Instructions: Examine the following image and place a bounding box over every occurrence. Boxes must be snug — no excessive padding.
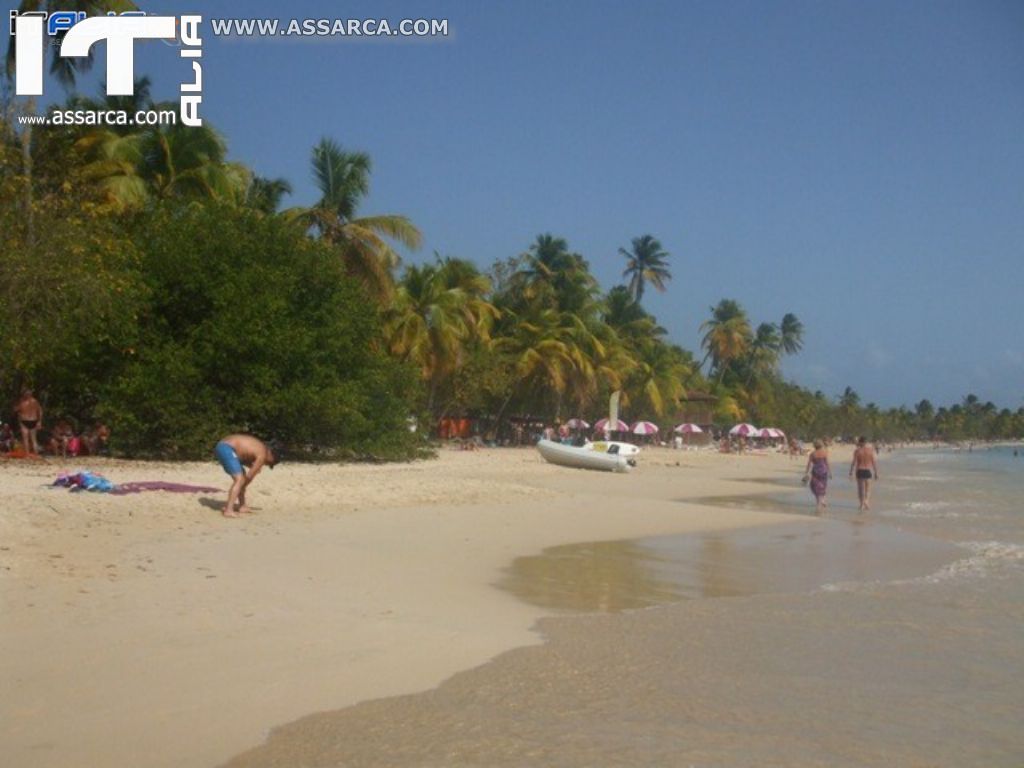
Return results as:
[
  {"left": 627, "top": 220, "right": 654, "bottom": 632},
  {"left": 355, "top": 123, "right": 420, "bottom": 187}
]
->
[{"left": 820, "top": 541, "right": 1024, "bottom": 593}]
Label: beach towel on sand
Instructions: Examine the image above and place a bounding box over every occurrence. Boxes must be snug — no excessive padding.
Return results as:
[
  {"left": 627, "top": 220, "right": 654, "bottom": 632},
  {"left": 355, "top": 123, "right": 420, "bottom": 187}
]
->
[
  {"left": 52, "top": 473, "right": 220, "bottom": 495},
  {"left": 53, "top": 471, "right": 116, "bottom": 492}
]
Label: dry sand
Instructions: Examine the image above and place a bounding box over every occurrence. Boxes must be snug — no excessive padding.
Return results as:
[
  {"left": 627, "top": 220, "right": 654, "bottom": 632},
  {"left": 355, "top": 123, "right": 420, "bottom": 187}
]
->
[{"left": 2, "top": 445, "right": 827, "bottom": 768}]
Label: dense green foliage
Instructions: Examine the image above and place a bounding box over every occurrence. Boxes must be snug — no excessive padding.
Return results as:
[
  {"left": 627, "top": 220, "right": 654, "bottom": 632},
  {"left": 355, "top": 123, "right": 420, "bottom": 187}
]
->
[
  {"left": 0, "top": 147, "right": 145, "bottom": 418},
  {"left": 100, "top": 203, "right": 422, "bottom": 458}
]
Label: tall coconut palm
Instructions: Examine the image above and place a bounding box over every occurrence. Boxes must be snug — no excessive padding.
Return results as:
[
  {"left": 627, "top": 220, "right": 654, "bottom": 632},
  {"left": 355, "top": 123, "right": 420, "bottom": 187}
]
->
[
  {"left": 490, "top": 300, "right": 615, "bottom": 421},
  {"left": 779, "top": 313, "right": 804, "bottom": 356},
  {"left": 501, "top": 308, "right": 575, "bottom": 410},
  {"left": 141, "top": 120, "right": 249, "bottom": 201},
  {"left": 742, "top": 322, "right": 781, "bottom": 386},
  {"left": 620, "top": 234, "right": 671, "bottom": 303},
  {"left": 388, "top": 257, "right": 498, "bottom": 412},
  {"left": 603, "top": 285, "right": 666, "bottom": 342},
  {"left": 288, "top": 137, "right": 421, "bottom": 301},
  {"left": 75, "top": 117, "right": 250, "bottom": 208},
  {"left": 560, "top": 311, "right": 628, "bottom": 414},
  {"left": 625, "top": 341, "right": 692, "bottom": 418},
  {"left": 699, "top": 299, "right": 752, "bottom": 384},
  {"left": 244, "top": 175, "right": 293, "bottom": 215},
  {"left": 509, "top": 234, "right": 597, "bottom": 314}
]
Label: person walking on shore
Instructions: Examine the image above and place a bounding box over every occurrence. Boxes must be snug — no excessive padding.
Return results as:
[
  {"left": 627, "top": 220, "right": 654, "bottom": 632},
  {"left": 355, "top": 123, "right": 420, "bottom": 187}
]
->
[
  {"left": 213, "top": 434, "right": 279, "bottom": 518},
  {"left": 13, "top": 389, "right": 43, "bottom": 455},
  {"left": 803, "top": 439, "right": 832, "bottom": 513},
  {"left": 850, "top": 436, "right": 879, "bottom": 511}
]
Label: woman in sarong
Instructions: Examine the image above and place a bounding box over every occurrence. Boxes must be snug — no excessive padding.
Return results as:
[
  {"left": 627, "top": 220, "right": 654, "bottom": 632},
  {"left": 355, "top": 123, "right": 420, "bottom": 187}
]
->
[{"left": 803, "top": 439, "right": 832, "bottom": 513}]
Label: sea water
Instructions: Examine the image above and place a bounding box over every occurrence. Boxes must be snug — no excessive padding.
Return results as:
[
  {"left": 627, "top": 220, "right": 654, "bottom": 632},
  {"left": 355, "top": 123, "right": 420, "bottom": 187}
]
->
[
  {"left": 224, "top": 446, "right": 1024, "bottom": 767},
  {"left": 498, "top": 445, "right": 1024, "bottom": 612}
]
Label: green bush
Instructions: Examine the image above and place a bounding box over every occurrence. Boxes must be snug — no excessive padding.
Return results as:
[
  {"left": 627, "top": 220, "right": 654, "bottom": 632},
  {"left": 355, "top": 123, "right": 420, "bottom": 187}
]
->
[{"left": 99, "top": 201, "right": 424, "bottom": 459}]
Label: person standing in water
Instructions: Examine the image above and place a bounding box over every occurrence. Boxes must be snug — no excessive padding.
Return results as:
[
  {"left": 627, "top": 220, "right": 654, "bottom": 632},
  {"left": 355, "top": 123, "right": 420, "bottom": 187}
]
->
[
  {"left": 850, "top": 436, "right": 879, "bottom": 511},
  {"left": 803, "top": 439, "right": 832, "bottom": 514},
  {"left": 213, "top": 434, "right": 279, "bottom": 518}
]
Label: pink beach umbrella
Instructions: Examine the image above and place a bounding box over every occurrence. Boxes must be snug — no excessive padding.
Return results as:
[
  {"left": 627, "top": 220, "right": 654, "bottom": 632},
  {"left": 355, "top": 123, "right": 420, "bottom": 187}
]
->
[
  {"left": 674, "top": 423, "right": 704, "bottom": 434},
  {"left": 729, "top": 423, "right": 759, "bottom": 437},
  {"left": 759, "top": 427, "right": 785, "bottom": 439},
  {"left": 565, "top": 418, "right": 590, "bottom": 429},
  {"left": 593, "top": 417, "right": 630, "bottom": 432},
  {"left": 632, "top": 421, "right": 660, "bottom": 435}
]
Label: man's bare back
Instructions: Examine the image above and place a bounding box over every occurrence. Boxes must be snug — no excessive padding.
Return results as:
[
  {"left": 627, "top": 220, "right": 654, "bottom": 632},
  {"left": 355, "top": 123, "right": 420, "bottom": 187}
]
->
[
  {"left": 221, "top": 433, "right": 271, "bottom": 467},
  {"left": 852, "top": 443, "right": 877, "bottom": 469},
  {"left": 215, "top": 434, "right": 278, "bottom": 518}
]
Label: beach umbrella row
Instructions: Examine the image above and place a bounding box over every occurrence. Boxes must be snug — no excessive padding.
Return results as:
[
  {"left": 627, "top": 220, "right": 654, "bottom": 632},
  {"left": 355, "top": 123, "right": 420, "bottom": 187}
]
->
[
  {"left": 729, "top": 423, "right": 787, "bottom": 439},
  {"left": 568, "top": 420, "right": 784, "bottom": 439}
]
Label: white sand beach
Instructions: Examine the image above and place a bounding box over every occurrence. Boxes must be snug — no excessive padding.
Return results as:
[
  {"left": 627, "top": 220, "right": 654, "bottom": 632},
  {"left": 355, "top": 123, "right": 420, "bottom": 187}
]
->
[{"left": 1, "top": 446, "right": 819, "bottom": 768}]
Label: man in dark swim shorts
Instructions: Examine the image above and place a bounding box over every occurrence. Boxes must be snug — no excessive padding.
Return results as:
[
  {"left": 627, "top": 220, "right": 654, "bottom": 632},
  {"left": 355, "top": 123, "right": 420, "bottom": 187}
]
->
[
  {"left": 13, "top": 389, "right": 43, "bottom": 455},
  {"left": 213, "top": 434, "right": 279, "bottom": 518},
  {"left": 849, "top": 436, "right": 879, "bottom": 511}
]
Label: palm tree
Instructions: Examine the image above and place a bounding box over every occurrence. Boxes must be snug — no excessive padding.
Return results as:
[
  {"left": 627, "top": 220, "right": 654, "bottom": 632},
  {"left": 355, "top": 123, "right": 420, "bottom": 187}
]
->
[
  {"left": 620, "top": 234, "right": 671, "bottom": 303},
  {"left": 699, "top": 299, "right": 752, "bottom": 384},
  {"left": 244, "top": 175, "right": 293, "bottom": 215},
  {"left": 501, "top": 308, "right": 575, "bottom": 411},
  {"left": 288, "top": 137, "right": 421, "bottom": 301},
  {"left": 779, "top": 313, "right": 804, "bottom": 356},
  {"left": 509, "top": 234, "right": 597, "bottom": 314},
  {"left": 388, "top": 256, "right": 498, "bottom": 413},
  {"left": 625, "top": 341, "right": 692, "bottom": 418},
  {"left": 603, "top": 285, "right": 666, "bottom": 342},
  {"left": 743, "top": 322, "right": 781, "bottom": 386},
  {"left": 75, "top": 115, "right": 251, "bottom": 208}
]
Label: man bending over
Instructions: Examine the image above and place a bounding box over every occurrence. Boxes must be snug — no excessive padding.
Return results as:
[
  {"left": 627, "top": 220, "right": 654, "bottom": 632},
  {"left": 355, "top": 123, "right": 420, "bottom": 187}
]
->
[{"left": 214, "top": 434, "right": 279, "bottom": 518}]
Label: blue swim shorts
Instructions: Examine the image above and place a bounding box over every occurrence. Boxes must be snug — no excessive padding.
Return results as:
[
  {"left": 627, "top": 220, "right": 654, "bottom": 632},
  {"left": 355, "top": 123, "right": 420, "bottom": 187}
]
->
[{"left": 214, "top": 441, "right": 244, "bottom": 477}]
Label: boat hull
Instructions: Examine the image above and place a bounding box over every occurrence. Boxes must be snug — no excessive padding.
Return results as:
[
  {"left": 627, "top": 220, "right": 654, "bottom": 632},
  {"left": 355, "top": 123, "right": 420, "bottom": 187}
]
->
[
  {"left": 583, "top": 440, "right": 641, "bottom": 457},
  {"left": 536, "top": 439, "right": 633, "bottom": 473}
]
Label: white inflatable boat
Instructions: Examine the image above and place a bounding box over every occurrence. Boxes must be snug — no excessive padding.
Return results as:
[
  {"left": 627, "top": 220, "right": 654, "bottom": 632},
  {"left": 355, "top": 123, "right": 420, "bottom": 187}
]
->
[
  {"left": 583, "top": 440, "right": 641, "bottom": 457},
  {"left": 536, "top": 439, "right": 634, "bottom": 473}
]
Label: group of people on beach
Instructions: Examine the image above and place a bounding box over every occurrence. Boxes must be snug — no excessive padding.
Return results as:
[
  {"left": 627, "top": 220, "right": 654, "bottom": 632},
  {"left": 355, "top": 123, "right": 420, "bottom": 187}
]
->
[
  {"left": 5, "top": 390, "right": 109, "bottom": 458},
  {"left": 803, "top": 436, "right": 879, "bottom": 513}
]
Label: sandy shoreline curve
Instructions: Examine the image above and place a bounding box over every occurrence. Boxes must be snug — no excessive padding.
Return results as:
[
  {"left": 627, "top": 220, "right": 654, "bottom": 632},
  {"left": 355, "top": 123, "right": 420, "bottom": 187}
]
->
[{"left": 2, "top": 445, "right": 835, "bottom": 768}]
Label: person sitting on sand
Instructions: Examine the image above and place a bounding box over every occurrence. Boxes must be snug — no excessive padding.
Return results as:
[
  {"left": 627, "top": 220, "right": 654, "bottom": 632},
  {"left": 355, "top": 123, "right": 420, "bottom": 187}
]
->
[
  {"left": 47, "top": 419, "right": 75, "bottom": 458},
  {"left": 213, "top": 434, "right": 279, "bottom": 518},
  {"left": 850, "top": 436, "right": 879, "bottom": 511},
  {"left": 803, "top": 439, "right": 832, "bottom": 514},
  {"left": 0, "top": 421, "right": 14, "bottom": 452},
  {"left": 13, "top": 389, "right": 43, "bottom": 455},
  {"left": 82, "top": 423, "right": 111, "bottom": 455}
]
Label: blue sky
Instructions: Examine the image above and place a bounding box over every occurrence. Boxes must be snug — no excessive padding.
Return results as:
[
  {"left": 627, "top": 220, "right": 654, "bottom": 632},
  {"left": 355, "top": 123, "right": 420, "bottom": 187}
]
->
[{"left": 23, "top": 0, "right": 1024, "bottom": 408}]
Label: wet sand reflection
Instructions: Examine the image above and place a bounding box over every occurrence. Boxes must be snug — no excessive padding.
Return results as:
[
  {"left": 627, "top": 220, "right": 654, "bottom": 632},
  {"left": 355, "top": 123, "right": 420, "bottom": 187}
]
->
[{"left": 497, "top": 520, "right": 961, "bottom": 613}]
